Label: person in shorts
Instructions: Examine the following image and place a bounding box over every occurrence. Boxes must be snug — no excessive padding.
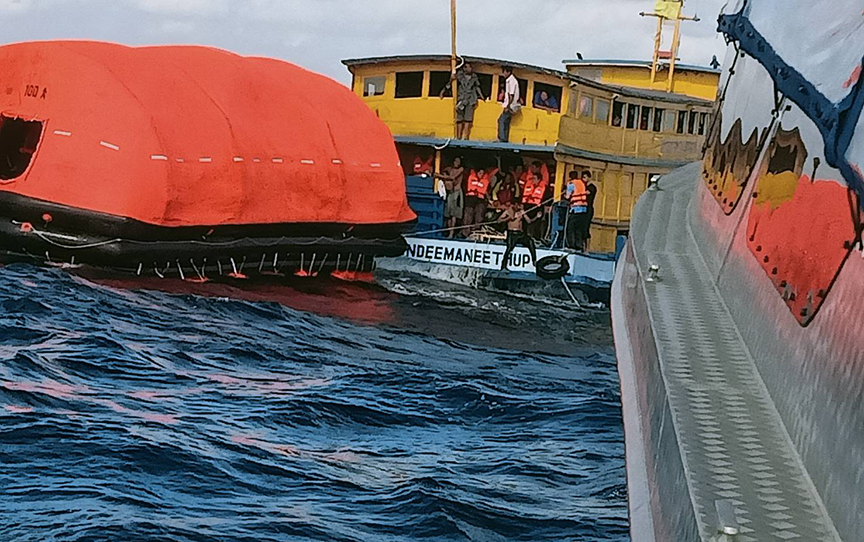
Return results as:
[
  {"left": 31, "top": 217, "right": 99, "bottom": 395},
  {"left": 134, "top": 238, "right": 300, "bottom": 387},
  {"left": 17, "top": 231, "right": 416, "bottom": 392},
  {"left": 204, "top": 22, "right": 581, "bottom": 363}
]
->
[{"left": 441, "top": 63, "right": 484, "bottom": 140}]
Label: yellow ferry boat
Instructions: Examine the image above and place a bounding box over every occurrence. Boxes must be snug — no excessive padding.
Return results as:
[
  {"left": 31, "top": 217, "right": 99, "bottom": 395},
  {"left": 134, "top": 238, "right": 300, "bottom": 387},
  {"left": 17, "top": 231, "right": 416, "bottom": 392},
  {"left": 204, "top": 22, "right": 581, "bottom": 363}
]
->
[{"left": 346, "top": 0, "right": 719, "bottom": 300}]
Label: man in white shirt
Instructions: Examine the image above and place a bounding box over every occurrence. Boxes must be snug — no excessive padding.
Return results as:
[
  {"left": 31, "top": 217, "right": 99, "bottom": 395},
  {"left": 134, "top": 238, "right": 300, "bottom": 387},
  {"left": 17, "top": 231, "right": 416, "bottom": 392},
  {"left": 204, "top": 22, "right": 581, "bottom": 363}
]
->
[{"left": 497, "top": 66, "right": 520, "bottom": 142}]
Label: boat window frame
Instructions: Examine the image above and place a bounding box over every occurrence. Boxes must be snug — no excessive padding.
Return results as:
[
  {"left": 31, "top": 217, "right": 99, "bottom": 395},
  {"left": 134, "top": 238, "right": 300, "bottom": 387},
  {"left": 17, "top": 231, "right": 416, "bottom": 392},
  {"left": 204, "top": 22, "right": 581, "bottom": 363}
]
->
[
  {"left": 394, "top": 71, "right": 425, "bottom": 99},
  {"left": 362, "top": 75, "right": 386, "bottom": 97},
  {"left": 533, "top": 81, "right": 563, "bottom": 113},
  {"left": 595, "top": 98, "right": 611, "bottom": 125}
]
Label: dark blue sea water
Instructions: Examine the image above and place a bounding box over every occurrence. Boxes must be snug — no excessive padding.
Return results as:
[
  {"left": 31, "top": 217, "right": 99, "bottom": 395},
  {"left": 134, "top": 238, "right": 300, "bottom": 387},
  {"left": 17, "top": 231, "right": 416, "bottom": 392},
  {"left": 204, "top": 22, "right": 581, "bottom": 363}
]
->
[{"left": 0, "top": 264, "right": 628, "bottom": 541}]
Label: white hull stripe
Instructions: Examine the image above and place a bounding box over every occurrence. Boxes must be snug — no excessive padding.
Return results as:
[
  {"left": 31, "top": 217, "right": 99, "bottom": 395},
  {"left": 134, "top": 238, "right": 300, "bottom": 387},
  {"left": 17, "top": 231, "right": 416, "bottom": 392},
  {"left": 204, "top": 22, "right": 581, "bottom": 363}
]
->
[
  {"left": 233, "top": 157, "right": 244, "bottom": 162},
  {"left": 253, "top": 158, "right": 261, "bottom": 163},
  {"left": 53, "top": 130, "right": 72, "bottom": 137},
  {"left": 99, "top": 141, "right": 120, "bottom": 151},
  {"left": 175, "top": 158, "right": 185, "bottom": 163},
  {"left": 370, "top": 162, "right": 381, "bottom": 168},
  {"left": 199, "top": 157, "right": 212, "bottom": 163},
  {"left": 272, "top": 158, "right": 284, "bottom": 163},
  {"left": 150, "top": 154, "right": 168, "bottom": 161},
  {"left": 332, "top": 159, "right": 343, "bottom": 164},
  {"left": 300, "top": 159, "right": 314, "bottom": 165}
]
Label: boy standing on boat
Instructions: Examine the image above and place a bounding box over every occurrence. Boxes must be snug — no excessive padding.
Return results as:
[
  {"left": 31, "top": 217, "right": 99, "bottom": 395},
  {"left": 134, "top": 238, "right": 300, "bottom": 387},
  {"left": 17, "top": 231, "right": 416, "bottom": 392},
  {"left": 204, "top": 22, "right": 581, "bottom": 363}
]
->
[
  {"left": 442, "top": 63, "right": 485, "bottom": 140},
  {"left": 498, "top": 66, "right": 521, "bottom": 142},
  {"left": 499, "top": 200, "right": 538, "bottom": 271}
]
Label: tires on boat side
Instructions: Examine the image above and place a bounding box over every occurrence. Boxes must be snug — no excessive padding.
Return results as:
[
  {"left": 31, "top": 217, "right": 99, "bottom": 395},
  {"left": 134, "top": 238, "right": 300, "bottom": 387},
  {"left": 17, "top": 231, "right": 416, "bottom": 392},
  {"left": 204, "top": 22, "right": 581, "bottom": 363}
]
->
[{"left": 535, "top": 255, "right": 570, "bottom": 280}]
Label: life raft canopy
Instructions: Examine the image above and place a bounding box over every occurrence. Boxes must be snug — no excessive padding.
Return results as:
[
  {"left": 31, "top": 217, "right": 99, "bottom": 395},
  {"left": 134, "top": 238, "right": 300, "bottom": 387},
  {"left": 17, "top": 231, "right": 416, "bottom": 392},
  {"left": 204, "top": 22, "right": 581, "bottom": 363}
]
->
[{"left": 0, "top": 40, "right": 415, "bottom": 229}]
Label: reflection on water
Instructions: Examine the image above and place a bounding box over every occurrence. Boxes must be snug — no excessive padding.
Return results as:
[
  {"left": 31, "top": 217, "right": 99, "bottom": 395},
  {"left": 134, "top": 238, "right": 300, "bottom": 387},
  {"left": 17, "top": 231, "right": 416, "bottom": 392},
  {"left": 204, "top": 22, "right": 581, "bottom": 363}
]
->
[{"left": 0, "top": 264, "right": 626, "bottom": 541}]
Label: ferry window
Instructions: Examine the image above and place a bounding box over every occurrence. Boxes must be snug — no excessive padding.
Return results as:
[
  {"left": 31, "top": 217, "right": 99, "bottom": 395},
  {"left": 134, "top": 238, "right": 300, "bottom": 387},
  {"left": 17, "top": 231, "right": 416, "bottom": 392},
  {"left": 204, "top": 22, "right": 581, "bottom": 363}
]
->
[
  {"left": 533, "top": 82, "right": 562, "bottom": 112},
  {"left": 429, "top": 71, "right": 452, "bottom": 98},
  {"left": 477, "top": 73, "right": 493, "bottom": 100},
  {"left": 664, "top": 110, "right": 676, "bottom": 132},
  {"left": 653, "top": 108, "right": 664, "bottom": 132},
  {"left": 395, "top": 71, "right": 424, "bottom": 99},
  {"left": 0, "top": 116, "right": 43, "bottom": 180},
  {"left": 596, "top": 99, "right": 610, "bottom": 124},
  {"left": 497, "top": 77, "right": 528, "bottom": 105},
  {"left": 676, "top": 111, "right": 687, "bottom": 134},
  {"left": 363, "top": 76, "right": 385, "bottom": 97},
  {"left": 612, "top": 101, "right": 625, "bottom": 127},
  {"left": 698, "top": 112, "right": 707, "bottom": 135},
  {"left": 579, "top": 95, "right": 593, "bottom": 118},
  {"left": 688, "top": 110, "right": 698, "bottom": 134},
  {"left": 626, "top": 104, "right": 639, "bottom": 129},
  {"left": 640, "top": 106, "right": 652, "bottom": 131},
  {"left": 568, "top": 90, "right": 579, "bottom": 115}
]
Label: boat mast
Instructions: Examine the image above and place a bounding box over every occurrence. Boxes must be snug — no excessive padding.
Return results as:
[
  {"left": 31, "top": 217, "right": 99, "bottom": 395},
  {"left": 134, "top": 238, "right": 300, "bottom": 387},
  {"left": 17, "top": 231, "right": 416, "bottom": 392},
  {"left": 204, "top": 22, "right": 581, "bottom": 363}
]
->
[
  {"left": 640, "top": 0, "right": 699, "bottom": 93},
  {"left": 450, "top": 0, "right": 458, "bottom": 136}
]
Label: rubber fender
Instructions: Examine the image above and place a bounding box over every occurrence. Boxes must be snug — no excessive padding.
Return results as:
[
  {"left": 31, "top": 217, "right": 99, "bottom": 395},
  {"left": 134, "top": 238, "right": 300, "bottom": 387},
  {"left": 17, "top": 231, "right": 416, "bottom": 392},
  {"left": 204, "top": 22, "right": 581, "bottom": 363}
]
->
[{"left": 535, "top": 255, "right": 570, "bottom": 280}]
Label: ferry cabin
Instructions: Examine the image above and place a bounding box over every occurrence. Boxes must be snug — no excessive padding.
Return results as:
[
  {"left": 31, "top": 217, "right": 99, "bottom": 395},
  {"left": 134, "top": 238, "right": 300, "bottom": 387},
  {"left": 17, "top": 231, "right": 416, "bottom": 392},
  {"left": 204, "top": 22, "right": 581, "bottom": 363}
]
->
[{"left": 342, "top": 55, "right": 715, "bottom": 254}]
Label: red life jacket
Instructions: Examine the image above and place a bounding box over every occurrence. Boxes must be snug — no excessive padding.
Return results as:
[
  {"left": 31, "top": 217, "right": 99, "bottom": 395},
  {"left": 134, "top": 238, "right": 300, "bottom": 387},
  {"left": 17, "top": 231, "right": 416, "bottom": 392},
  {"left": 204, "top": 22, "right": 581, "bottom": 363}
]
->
[
  {"left": 569, "top": 179, "right": 589, "bottom": 208},
  {"left": 413, "top": 156, "right": 433, "bottom": 174},
  {"left": 524, "top": 180, "right": 548, "bottom": 206},
  {"left": 521, "top": 164, "right": 550, "bottom": 205},
  {"left": 466, "top": 168, "right": 499, "bottom": 198}
]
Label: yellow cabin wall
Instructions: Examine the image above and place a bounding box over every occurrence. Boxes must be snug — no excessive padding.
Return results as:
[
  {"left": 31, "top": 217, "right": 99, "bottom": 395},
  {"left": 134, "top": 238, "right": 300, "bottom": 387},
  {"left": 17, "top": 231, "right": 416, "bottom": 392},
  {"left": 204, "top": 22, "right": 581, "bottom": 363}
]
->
[
  {"left": 567, "top": 65, "right": 719, "bottom": 101},
  {"left": 350, "top": 62, "right": 568, "bottom": 146}
]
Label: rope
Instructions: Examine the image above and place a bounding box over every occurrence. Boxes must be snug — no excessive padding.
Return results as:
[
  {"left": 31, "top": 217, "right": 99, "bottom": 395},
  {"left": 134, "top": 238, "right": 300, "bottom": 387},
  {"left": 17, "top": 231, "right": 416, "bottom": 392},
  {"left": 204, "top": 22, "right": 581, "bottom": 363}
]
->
[
  {"left": 30, "top": 229, "right": 123, "bottom": 250},
  {"left": 414, "top": 196, "right": 556, "bottom": 237}
]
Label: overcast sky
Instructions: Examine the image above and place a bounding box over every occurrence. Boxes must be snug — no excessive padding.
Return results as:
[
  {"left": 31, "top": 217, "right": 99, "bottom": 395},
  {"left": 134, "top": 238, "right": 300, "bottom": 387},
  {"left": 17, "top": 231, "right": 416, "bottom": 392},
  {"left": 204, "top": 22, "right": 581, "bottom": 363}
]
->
[{"left": 0, "top": 0, "right": 729, "bottom": 84}]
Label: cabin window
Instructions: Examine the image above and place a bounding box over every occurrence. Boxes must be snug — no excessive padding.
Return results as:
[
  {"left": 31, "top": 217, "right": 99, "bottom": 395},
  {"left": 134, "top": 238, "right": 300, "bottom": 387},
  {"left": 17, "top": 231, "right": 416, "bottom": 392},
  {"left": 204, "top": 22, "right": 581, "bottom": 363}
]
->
[
  {"left": 676, "top": 111, "right": 687, "bottom": 134},
  {"left": 626, "top": 104, "right": 639, "bottom": 129},
  {"left": 533, "top": 82, "right": 562, "bottom": 112},
  {"left": 688, "top": 111, "right": 698, "bottom": 134},
  {"left": 664, "top": 110, "right": 676, "bottom": 132},
  {"left": 497, "top": 77, "right": 528, "bottom": 105},
  {"left": 612, "top": 100, "right": 625, "bottom": 127},
  {"left": 596, "top": 99, "right": 610, "bottom": 124},
  {"left": 640, "top": 106, "right": 652, "bottom": 131},
  {"left": 395, "top": 71, "right": 424, "bottom": 99},
  {"left": 363, "top": 76, "right": 386, "bottom": 97},
  {"left": 429, "top": 71, "right": 453, "bottom": 98},
  {"left": 698, "top": 112, "right": 707, "bottom": 135},
  {"left": 476, "top": 73, "right": 493, "bottom": 100},
  {"left": 578, "top": 95, "right": 593, "bottom": 119},
  {"left": 568, "top": 90, "right": 579, "bottom": 115},
  {"left": 0, "top": 116, "right": 42, "bottom": 181},
  {"left": 653, "top": 108, "right": 665, "bottom": 132}
]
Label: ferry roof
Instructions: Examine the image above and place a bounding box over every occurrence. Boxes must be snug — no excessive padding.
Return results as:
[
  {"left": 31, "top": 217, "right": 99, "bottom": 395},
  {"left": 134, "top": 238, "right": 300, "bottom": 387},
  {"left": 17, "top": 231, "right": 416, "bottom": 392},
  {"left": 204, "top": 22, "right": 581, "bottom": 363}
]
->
[
  {"left": 562, "top": 58, "right": 721, "bottom": 75},
  {"left": 343, "top": 54, "right": 713, "bottom": 107}
]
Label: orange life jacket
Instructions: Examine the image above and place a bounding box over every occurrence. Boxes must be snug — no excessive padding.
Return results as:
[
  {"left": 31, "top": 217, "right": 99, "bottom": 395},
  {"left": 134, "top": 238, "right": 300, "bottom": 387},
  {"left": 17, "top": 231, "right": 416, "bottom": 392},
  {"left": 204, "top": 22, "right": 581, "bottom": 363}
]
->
[
  {"left": 521, "top": 164, "right": 550, "bottom": 205},
  {"left": 524, "top": 180, "right": 548, "bottom": 206},
  {"left": 466, "top": 168, "right": 498, "bottom": 198},
  {"left": 569, "top": 179, "right": 589, "bottom": 208}
]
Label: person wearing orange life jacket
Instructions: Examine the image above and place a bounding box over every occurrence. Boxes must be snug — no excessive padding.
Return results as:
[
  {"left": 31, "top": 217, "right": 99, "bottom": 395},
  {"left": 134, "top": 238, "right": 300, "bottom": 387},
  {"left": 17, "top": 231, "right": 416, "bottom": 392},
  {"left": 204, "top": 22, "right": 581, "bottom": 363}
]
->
[
  {"left": 565, "top": 170, "right": 590, "bottom": 251},
  {"left": 463, "top": 165, "right": 499, "bottom": 235},
  {"left": 520, "top": 161, "right": 550, "bottom": 239}
]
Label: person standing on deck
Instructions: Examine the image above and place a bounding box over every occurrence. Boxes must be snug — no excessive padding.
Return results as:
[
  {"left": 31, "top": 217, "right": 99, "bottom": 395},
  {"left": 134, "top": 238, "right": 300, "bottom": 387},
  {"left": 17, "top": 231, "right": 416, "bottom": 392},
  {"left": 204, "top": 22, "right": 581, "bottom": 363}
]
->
[
  {"left": 521, "top": 161, "right": 549, "bottom": 238},
  {"left": 499, "top": 201, "right": 538, "bottom": 271},
  {"left": 582, "top": 172, "right": 597, "bottom": 251},
  {"left": 443, "top": 178, "right": 464, "bottom": 239},
  {"left": 463, "top": 164, "right": 499, "bottom": 235},
  {"left": 565, "top": 170, "right": 589, "bottom": 251},
  {"left": 441, "top": 63, "right": 485, "bottom": 140},
  {"left": 498, "top": 66, "right": 520, "bottom": 142}
]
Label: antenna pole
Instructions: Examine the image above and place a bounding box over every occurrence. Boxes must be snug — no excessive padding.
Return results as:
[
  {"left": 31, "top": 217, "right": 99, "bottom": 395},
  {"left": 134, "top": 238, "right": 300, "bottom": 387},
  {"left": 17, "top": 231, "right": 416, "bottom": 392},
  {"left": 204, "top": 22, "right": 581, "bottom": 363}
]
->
[{"left": 650, "top": 16, "right": 663, "bottom": 85}]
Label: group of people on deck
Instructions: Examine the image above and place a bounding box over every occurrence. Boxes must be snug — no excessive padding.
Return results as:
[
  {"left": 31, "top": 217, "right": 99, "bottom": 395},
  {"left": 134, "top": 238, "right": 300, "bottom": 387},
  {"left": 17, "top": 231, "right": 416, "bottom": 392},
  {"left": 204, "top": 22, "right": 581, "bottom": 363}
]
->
[
  {"left": 441, "top": 63, "right": 555, "bottom": 143},
  {"left": 428, "top": 156, "right": 597, "bottom": 267}
]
